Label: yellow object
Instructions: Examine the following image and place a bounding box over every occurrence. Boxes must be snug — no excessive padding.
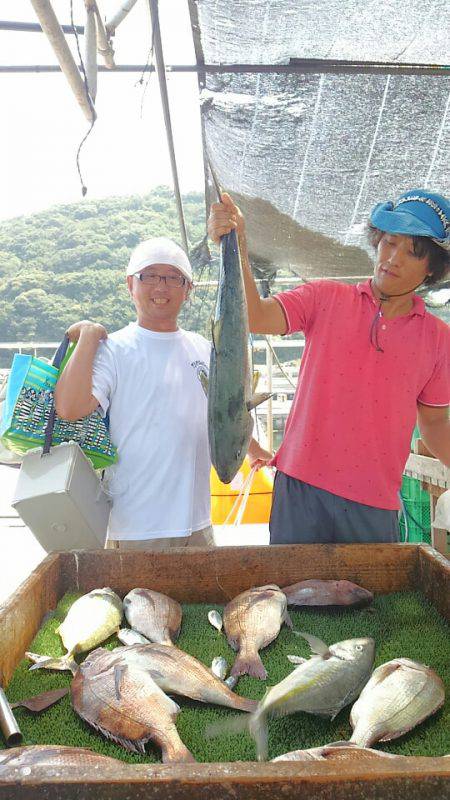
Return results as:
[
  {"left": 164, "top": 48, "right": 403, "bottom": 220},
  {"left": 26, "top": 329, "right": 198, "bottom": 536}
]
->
[{"left": 210, "top": 457, "right": 273, "bottom": 524}]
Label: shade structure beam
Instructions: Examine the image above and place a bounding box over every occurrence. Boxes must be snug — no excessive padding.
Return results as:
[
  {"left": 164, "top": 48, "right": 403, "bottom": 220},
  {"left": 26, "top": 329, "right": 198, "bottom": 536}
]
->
[{"left": 1, "top": 60, "right": 450, "bottom": 76}]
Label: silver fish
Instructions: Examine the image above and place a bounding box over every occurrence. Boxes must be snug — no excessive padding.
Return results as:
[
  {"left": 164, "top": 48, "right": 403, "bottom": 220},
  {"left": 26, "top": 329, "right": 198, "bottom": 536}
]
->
[
  {"left": 223, "top": 584, "right": 292, "bottom": 680},
  {"left": 26, "top": 588, "right": 123, "bottom": 675},
  {"left": 123, "top": 588, "right": 182, "bottom": 646},
  {"left": 208, "top": 632, "right": 375, "bottom": 761},
  {"left": 350, "top": 658, "right": 446, "bottom": 747},
  {"left": 117, "top": 628, "right": 150, "bottom": 646},
  {"left": 207, "top": 227, "right": 270, "bottom": 483},
  {"left": 208, "top": 609, "right": 223, "bottom": 632},
  {"left": 224, "top": 675, "right": 238, "bottom": 690},
  {"left": 211, "top": 656, "right": 228, "bottom": 680}
]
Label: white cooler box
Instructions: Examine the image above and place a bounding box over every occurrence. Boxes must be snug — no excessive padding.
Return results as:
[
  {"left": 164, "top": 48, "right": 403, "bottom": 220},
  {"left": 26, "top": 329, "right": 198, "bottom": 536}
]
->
[{"left": 12, "top": 442, "right": 112, "bottom": 552}]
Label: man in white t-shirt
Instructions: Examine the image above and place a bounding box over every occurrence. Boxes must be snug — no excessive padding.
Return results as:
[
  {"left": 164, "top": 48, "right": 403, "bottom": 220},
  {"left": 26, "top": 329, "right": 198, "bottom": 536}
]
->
[{"left": 55, "top": 237, "right": 271, "bottom": 549}]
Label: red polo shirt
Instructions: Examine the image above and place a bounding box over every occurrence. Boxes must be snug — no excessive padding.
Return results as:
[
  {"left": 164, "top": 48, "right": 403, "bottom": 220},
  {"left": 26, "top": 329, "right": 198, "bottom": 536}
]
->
[{"left": 272, "top": 279, "right": 449, "bottom": 510}]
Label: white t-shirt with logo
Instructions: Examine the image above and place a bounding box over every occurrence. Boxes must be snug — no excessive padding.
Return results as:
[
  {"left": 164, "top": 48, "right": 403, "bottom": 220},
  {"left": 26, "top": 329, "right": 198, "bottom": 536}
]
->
[{"left": 91, "top": 322, "right": 211, "bottom": 540}]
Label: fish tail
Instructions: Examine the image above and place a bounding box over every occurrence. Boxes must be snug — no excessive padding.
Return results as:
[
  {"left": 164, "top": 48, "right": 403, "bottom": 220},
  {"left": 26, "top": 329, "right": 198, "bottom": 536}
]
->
[
  {"left": 249, "top": 709, "right": 269, "bottom": 761},
  {"left": 205, "top": 713, "right": 251, "bottom": 740},
  {"left": 26, "top": 651, "right": 78, "bottom": 675},
  {"left": 161, "top": 740, "right": 196, "bottom": 764},
  {"left": 231, "top": 650, "right": 267, "bottom": 680}
]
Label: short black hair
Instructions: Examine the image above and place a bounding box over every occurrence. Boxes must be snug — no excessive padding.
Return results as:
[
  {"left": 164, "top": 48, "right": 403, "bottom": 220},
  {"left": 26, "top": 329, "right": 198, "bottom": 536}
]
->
[{"left": 367, "top": 224, "right": 450, "bottom": 286}]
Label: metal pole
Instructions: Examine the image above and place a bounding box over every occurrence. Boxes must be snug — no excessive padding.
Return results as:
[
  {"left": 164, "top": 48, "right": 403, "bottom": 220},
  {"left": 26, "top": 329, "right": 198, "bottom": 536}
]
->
[
  {"left": 147, "top": 0, "right": 189, "bottom": 254},
  {"left": 266, "top": 338, "right": 273, "bottom": 452}
]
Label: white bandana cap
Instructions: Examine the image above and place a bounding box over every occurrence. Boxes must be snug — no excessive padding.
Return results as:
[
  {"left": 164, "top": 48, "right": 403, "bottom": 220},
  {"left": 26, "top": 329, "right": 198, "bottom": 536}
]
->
[{"left": 126, "top": 237, "right": 193, "bottom": 282}]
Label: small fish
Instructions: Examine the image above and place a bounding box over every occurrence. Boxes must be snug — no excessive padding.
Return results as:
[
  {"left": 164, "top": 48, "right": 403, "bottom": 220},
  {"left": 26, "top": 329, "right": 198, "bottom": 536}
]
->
[
  {"left": 272, "top": 744, "right": 409, "bottom": 762},
  {"left": 101, "top": 643, "right": 257, "bottom": 713},
  {"left": 208, "top": 609, "right": 223, "bottom": 632},
  {"left": 0, "top": 745, "right": 132, "bottom": 775},
  {"left": 123, "top": 588, "right": 182, "bottom": 646},
  {"left": 211, "top": 656, "right": 227, "bottom": 680},
  {"left": 223, "top": 585, "right": 292, "bottom": 680},
  {"left": 72, "top": 651, "right": 195, "bottom": 762},
  {"left": 117, "top": 629, "right": 150, "bottom": 646},
  {"left": 208, "top": 632, "right": 375, "bottom": 761},
  {"left": 224, "top": 675, "right": 238, "bottom": 690},
  {"left": 26, "top": 588, "right": 123, "bottom": 674},
  {"left": 350, "top": 658, "right": 445, "bottom": 747},
  {"left": 282, "top": 579, "right": 373, "bottom": 608}
]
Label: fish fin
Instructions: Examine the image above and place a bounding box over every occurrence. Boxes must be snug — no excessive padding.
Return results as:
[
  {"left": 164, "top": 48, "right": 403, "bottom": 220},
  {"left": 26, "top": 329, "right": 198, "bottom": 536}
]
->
[
  {"left": 199, "top": 371, "right": 209, "bottom": 397},
  {"left": 26, "top": 651, "right": 78, "bottom": 675},
  {"left": 205, "top": 713, "right": 251, "bottom": 740},
  {"left": 252, "top": 370, "right": 260, "bottom": 393},
  {"left": 287, "top": 655, "right": 306, "bottom": 665},
  {"left": 249, "top": 711, "right": 269, "bottom": 761},
  {"left": 148, "top": 669, "right": 164, "bottom": 682},
  {"left": 292, "top": 631, "right": 330, "bottom": 657},
  {"left": 113, "top": 664, "right": 128, "bottom": 700},
  {"left": 283, "top": 608, "right": 294, "bottom": 629},
  {"left": 246, "top": 392, "right": 272, "bottom": 411},
  {"left": 231, "top": 651, "right": 267, "bottom": 680},
  {"left": 211, "top": 319, "right": 221, "bottom": 352}
]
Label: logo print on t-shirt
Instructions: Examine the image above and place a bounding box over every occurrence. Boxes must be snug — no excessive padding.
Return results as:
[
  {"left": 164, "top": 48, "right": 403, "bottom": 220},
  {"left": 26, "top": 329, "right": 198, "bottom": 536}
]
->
[{"left": 191, "top": 360, "right": 209, "bottom": 397}]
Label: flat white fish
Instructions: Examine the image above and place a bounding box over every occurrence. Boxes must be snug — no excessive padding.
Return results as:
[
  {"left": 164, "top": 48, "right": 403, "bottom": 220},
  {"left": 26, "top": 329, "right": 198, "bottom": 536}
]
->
[
  {"left": 223, "top": 585, "right": 292, "bottom": 680},
  {"left": 208, "top": 610, "right": 223, "bottom": 632},
  {"left": 117, "top": 629, "right": 150, "bottom": 646},
  {"left": 350, "top": 658, "right": 445, "bottom": 747},
  {"left": 26, "top": 588, "right": 123, "bottom": 675},
  {"left": 123, "top": 588, "right": 182, "bottom": 646}
]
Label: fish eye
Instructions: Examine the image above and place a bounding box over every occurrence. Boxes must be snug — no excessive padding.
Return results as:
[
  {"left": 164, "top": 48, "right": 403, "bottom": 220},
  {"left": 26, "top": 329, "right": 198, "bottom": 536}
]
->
[{"left": 355, "top": 645, "right": 363, "bottom": 651}]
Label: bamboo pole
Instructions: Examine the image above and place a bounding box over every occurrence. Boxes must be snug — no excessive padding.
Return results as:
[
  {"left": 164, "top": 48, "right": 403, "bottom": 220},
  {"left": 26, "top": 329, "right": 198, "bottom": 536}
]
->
[
  {"left": 148, "top": 0, "right": 189, "bottom": 254},
  {"left": 90, "top": 1, "right": 115, "bottom": 69},
  {"left": 29, "top": 0, "right": 95, "bottom": 123},
  {"left": 105, "top": 0, "right": 139, "bottom": 37},
  {"left": 84, "top": 2, "right": 98, "bottom": 102}
]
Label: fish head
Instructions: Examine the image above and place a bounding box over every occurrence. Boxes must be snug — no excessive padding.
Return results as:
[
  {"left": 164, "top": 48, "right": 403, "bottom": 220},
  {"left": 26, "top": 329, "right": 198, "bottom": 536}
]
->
[
  {"left": 330, "top": 637, "right": 375, "bottom": 668},
  {"left": 337, "top": 581, "right": 374, "bottom": 607}
]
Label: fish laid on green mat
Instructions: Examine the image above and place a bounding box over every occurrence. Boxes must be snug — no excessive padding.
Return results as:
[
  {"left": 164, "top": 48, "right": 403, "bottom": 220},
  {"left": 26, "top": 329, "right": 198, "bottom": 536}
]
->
[
  {"left": 350, "top": 658, "right": 445, "bottom": 747},
  {"left": 123, "top": 588, "right": 182, "bottom": 646},
  {"left": 25, "top": 588, "right": 123, "bottom": 675},
  {"left": 2, "top": 592, "right": 449, "bottom": 763}
]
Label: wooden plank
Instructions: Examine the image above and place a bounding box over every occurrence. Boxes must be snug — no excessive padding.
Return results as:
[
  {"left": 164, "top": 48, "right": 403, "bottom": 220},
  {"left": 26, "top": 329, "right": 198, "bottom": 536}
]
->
[
  {"left": 0, "top": 554, "right": 63, "bottom": 686},
  {"left": 418, "top": 544, "right": 450, "bottom": 620},
  {"left": 57, "top": 544, "right": 420, "bottom": 603},
  {"left": 0, "top": 758, "right": 449, "bottom": 799},
  {"left": 404, "top": 454, "right": 450, "bottom": 488}
]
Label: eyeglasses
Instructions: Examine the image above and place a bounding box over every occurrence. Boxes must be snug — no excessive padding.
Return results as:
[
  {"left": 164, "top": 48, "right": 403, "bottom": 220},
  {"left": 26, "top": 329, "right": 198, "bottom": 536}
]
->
[
  {"left": 370, "top": 308, "right": 384, "bottom": 353},
  {"left": 137, "top": 272, "right": 186, "bottom": 288}
]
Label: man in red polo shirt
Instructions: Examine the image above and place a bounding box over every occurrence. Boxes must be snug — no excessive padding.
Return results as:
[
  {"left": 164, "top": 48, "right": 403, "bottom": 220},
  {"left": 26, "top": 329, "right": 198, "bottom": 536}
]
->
[{"left": 208, "top": 189, "right": 450, "bottom": 544}]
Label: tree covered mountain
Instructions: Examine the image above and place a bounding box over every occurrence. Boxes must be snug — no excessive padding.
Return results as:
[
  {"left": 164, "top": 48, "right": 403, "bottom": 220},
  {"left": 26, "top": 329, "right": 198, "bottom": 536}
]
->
[
  {"left": 0, "top": 186, "right": 448, "bottom": 368},
  {"left": 0, "top": 187, "right": 215, "bottom": 351}
]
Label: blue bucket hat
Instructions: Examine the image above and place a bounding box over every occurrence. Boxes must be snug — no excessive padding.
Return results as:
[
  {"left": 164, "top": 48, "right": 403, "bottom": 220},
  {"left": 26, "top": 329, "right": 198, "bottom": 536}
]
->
[{"left": 370, "top": 189, "right": 450, "bottom": 251}]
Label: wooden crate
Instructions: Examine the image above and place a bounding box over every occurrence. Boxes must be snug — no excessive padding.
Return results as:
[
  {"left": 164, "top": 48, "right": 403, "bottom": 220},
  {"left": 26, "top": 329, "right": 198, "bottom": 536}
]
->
[{"left": 0, "top": 543, "right": 449, "bottom": 799}]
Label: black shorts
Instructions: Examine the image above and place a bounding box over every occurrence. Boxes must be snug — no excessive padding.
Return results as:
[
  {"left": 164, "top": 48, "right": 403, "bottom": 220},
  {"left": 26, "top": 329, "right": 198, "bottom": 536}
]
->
[{"left": 269, "top": 471, "right": 400, "bottom": 545}]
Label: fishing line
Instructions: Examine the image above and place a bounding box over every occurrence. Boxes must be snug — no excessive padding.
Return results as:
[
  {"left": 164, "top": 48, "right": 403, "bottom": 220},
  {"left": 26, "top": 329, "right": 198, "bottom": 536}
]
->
[{"left": 70, "top": 0, "right": 96, "bottom": 196}]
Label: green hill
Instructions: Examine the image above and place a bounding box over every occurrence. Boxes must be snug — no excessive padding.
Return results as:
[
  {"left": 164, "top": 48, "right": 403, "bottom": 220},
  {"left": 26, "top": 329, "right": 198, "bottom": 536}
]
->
[
  {"left": 0, "top": 188, "right": 215, "bottom": 356},
  {"left": 0, "top": 188, "right": 448, "bottom": 370}
]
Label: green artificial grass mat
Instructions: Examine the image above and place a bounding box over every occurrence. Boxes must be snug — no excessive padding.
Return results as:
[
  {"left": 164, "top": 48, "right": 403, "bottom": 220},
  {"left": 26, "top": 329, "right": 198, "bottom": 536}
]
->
[{"left": 2, "top": 591, "right": 449, "bottom": 763}]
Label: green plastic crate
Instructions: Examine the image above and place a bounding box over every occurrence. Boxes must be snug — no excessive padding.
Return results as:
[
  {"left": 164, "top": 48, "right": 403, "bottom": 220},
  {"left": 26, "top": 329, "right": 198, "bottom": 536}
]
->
[{"left": 399, "top": 427, "right": 432, "bottom": 544}]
